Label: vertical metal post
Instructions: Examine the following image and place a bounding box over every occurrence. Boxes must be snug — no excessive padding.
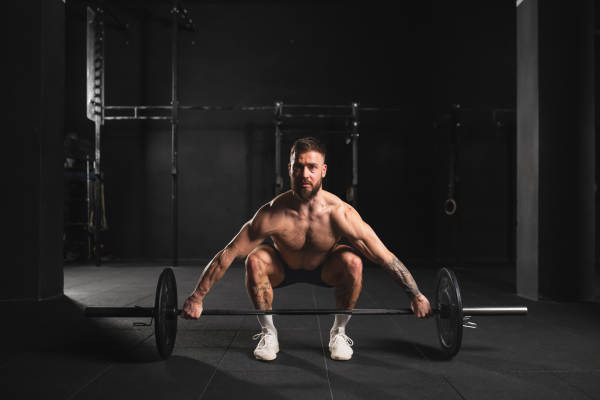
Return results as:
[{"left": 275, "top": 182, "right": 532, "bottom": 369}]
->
[
  {"left": 86, "top": 156, "right": 92, "bottom": 260},
  {"left": 171, "top": 1, "right": 179, "bottom": 267},
  {"left": 275, "top": 102, "right": 283, "bottom": 196},
  {"left": 94, "top": 5, "right": 105, "bottom": 267},
  {"left": 451, "top": 104, "right": 461, "bottom": 269},
  {"left": 351, "top": 103, "right": 359, "bottom": 209},
  {"left": 94, "top": 122, "right": 101, "bottom": 266}
]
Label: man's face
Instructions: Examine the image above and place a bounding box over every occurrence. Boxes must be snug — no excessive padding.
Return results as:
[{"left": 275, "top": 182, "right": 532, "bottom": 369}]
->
[{"left": 289, "top": 151, "right": 327, "bottom": 202}]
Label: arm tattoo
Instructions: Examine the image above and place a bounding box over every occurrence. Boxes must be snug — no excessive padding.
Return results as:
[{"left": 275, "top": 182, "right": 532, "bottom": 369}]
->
[
  {"left": 384, "top": 257, "right": 420, "bottom": 298},
  {"left": 281, "top": 229, "right": 287, "bottom": 238}
]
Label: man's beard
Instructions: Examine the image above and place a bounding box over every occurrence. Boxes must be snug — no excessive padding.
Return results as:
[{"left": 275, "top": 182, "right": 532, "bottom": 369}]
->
[{"left": 291, "top": 177, "right": 322, "bottom": 202}]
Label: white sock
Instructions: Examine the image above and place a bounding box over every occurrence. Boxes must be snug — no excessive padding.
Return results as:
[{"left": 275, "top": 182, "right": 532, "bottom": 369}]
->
[
  {"left": 257, "top": 315, "right": 277, "bottom": 334},
  {"left": 332, "top": 314, "right": 351, "bottom": 334}
]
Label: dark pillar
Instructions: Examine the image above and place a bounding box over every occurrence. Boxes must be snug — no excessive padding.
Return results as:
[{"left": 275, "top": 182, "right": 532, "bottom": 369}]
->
[
  {"left": 516, "top": 0, "right": 595, "bottom": 300},
  {"left": 0, "top": 0, "right": 65, "bottom": 300}
]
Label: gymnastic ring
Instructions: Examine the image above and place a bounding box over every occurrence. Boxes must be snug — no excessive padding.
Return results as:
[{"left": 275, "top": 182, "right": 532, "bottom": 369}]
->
[{"left": 445, "top": 199, "right": 457, "bottom": 215}]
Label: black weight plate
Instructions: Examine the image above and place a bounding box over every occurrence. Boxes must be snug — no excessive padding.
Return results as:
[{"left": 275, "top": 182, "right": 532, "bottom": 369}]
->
[
  {"left": 434, "top": 268, "right": 463, "bottom": 357},
  {"left": 154, "top": 268, "right": 178, "bottom": 359}
]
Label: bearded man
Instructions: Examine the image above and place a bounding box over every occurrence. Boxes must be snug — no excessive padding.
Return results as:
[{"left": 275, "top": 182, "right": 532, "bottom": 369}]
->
[{"left": 181, "top": 137, "right": 433, "bottom": 361}]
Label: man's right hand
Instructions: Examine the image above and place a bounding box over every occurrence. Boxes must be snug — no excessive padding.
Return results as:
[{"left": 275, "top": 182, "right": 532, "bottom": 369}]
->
[{"left": 181, "top": 294, "right": 203, "bottom": 320}]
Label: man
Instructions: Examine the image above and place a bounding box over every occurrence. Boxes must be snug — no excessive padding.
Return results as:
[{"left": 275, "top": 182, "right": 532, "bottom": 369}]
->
[{"left": 181, "top": 137, "right": 433, "bottom": 361}]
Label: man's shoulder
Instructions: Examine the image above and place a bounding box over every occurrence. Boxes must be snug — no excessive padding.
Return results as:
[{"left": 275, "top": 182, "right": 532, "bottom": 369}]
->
[
  {"left": 321, "top": 191, "right": 348, "bottom": 211},
  {"left": 325, "top": 193, "right": 358, "bottom": 224},
  {"left": 252, "top": 195, "right": 288, "bottom": 227}
]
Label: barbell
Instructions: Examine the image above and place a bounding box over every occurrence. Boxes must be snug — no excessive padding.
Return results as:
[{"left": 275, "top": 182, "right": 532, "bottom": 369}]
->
[{"left": 85, "top": 267, "right": 527, "bottom": 359}]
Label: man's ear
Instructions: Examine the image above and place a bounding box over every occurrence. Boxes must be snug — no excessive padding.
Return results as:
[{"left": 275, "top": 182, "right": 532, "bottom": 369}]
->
[
  {"left": 322, "top": 164, "right": 327, "bottom": 178},
  {"left": 288, "top": 163, "right": 291, "bottom": 176}
]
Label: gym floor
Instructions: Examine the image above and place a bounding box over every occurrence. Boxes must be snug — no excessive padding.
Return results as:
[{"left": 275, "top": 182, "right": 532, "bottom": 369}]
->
[{"left": 1, "top": 263, "right": 599, "bottom": 400}]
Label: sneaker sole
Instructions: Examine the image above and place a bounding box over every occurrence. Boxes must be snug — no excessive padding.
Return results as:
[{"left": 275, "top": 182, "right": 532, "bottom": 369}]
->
[
  {"left": 255, "top": 347, "right": 279, "bottom": 361},
  {"left": 329, "top": 346, "right": 352, "bottom": 360}
]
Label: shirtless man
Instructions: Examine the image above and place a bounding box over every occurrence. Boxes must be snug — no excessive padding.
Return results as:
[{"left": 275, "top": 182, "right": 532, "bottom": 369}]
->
[{"left": 181, "top": 137, "right": 433, "bottom": 361}]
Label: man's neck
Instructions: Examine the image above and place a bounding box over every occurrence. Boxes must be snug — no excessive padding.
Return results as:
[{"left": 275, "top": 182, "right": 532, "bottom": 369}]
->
[{"left": 290, "top": 189, "right": 324, "bottom": 214}]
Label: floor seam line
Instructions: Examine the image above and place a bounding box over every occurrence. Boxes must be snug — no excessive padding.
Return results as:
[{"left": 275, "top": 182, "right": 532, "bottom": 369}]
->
[
  {"left": 545, "top": 368, "right": 597, "bottom": 399},
  {"left": 312, "top": 285, "right": 334, "bottom": 400},
  {"left": 65, "top": 363, "right": 116, "bottom": 400},
  {"left": 199, "top": 316, "right": 244, "bottom": 400},
  {"left": 67, "top": 328, "right": 155, "bottom": 398},
  {"left": 443, "top": 376, "right": 467, "bottom": 400}
]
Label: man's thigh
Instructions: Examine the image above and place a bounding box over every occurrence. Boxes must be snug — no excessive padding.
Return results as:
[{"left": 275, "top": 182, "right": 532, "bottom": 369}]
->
[
  {"left": 321, "top": 245, "right": 362, "bottom": 287},
  {"left": 247, "top": 244, "right": 285, "bottom": 287}
]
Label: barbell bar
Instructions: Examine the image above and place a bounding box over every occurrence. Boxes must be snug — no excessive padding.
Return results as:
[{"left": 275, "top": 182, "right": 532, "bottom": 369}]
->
[
  {"left": 85, "top": 307, "right": 526, "bottom": 317},
  {"left": 85, "top": 267, "right": 527, "bottom": 359}
]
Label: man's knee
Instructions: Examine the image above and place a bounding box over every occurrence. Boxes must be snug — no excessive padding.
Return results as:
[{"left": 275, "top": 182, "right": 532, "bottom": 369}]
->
[
  {"left": 245, "top": 249, "right": 270, "bottom": 281},
  {"left": 340, "top": 250, "right": 363, "bottom": 282}
]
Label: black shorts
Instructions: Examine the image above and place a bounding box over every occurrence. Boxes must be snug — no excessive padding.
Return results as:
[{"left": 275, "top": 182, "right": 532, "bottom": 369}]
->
[{"left": 261, "top": 242, "right": 335, "bottom": 289}]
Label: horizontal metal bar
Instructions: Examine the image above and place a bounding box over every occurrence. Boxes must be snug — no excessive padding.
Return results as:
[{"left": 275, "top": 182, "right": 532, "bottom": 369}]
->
[
  {"left": 85, "top": 306, "right": 528, "bottom": 318},
  {"left": 104, "top": 116, "right": 172, "bottom": 120},
  {"left": 178, "top": 105, "right": 275, "bottom": 111},
  {"left": 105, "top": 106, "right": 172, "bottom": 110},
  {"left": 462, "top": 307, "right": 527, "bottom": 316},
  {"left": 200, "top": 308, "right": 423, "bottom": 316},
  {"left": 281, "top": 114, "right": 352, "bottom": 119},
  {"left": 280, "top": 130, "right": 352, "bottom": 135},
  {"left": 85, "top": 307, "right": 154, "bottom": 318},
  {"left": 283, "top": 104, "right": 353, "bottom": 109},
  {"left": 359, "top": 107, "right": 415, "bottom": 112}
]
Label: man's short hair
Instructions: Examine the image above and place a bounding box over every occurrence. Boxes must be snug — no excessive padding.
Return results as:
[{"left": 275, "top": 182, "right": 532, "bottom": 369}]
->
[{"left": 290, "top": 137, "right": 326, "bottom": 162}]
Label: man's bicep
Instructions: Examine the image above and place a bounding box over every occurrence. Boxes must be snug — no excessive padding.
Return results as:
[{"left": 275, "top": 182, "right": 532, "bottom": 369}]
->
[
  {"left": 348, "top": 223, "right": 391, "bottom": 264},
  {"left": 339, "top": 208, "right": 391, "bottom": 264}
]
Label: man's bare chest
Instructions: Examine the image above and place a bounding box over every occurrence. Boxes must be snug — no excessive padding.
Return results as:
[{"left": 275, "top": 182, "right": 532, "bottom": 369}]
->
[{"left": 274, "top": 219, "right": 337, "bottom": 253}]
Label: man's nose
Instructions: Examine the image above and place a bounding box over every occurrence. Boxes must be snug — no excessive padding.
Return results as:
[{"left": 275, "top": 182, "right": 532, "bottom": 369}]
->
[{"left": 302, "top": 167, "right": 311, "bottom": 178}]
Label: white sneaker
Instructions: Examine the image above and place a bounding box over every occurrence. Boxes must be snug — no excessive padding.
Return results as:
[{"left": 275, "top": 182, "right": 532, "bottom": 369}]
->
[
  {"left": 253, "top": 330, "right": 279, "bottom": 361},
  {"left": 329, "top": 327, "right": 354, "bottom": 360}
]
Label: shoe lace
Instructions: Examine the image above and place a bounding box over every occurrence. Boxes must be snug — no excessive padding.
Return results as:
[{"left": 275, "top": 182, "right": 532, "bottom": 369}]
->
[
  {"left": 329, "top": 333, "right": 353, "bottom": 348},
  {"left": 253, "top": 331, "right": 275, "bottom": 348}
]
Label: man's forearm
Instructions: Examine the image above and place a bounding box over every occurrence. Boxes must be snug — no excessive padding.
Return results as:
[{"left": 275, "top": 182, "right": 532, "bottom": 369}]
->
[
  {"left": 192, "top": 248, "right": 235, "bottom": 299},
  {"left": 383, "top": 256, "right": 421, "bottom": 299}
]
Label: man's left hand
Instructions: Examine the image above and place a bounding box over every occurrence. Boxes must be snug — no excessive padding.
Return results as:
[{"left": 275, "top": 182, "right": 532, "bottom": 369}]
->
[{"left": 410, "top": 293, "right": 434, "bottom": 318}]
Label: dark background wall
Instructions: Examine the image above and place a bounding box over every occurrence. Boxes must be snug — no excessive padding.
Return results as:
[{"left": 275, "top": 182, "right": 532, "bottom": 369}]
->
[
  {"left": 1, "top": 0, "right": 65, "bottom": 300},
  {"left": 65, "top": 1, "right": 523, "bottom": 264}
]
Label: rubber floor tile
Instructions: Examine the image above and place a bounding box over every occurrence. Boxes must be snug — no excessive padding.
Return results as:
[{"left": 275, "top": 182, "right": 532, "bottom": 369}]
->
[
  {"left": 414, "top": 338, "right": 545, "bottom": 372},
  {"left": 324, "top": 347, "right": 436, "bottom": 374},
  {"left": 202, "top": 370, "right": 332, "bottom": 400},
  {"left": 69, "top": 348, "right": 226, "bottom": 400},
  {"left": 218, "top": 347, "right": 327, "bottom": 372},
  {"left": 443, "top": 370, "right": 594, "bottom": 400},
  {"left": 0, "top": 350, "right": 114, "bottom": 400},
  {"left": 554, "top": 371, "right": 600, "bottom": 399},
  {"left": 139, "top": 330, "right": 237, "bottom": 348},
  {"left": 327, "top": 369, "right": 463, "bottom": 400}
]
